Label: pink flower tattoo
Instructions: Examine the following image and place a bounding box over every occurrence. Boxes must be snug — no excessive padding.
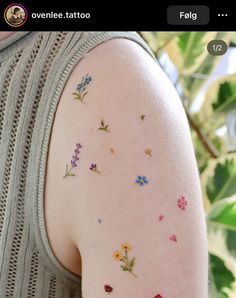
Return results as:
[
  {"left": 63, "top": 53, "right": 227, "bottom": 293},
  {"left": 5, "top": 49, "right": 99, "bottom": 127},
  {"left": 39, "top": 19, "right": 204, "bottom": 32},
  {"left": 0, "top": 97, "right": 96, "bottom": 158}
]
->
[
  {"left": 169, "top": 234, "right": 177, "bottom": 242},
  {"left": 177, "top": 196, "right": 188, "bottom": 210}
]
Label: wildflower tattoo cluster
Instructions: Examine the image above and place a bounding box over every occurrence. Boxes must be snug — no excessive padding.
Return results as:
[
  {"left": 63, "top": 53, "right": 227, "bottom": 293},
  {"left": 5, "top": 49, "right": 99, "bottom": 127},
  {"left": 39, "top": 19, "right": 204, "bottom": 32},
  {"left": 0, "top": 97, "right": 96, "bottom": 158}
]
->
[{"left": 62, "top": 74, "right": 189, "bottom": 298}]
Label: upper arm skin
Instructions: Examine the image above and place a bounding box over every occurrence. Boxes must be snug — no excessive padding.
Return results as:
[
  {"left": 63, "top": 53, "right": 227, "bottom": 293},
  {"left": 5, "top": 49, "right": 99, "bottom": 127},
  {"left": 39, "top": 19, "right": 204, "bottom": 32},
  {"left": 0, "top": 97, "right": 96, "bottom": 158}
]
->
[{"left": 49, "top": 39, "right": 208, "bottom": 297}]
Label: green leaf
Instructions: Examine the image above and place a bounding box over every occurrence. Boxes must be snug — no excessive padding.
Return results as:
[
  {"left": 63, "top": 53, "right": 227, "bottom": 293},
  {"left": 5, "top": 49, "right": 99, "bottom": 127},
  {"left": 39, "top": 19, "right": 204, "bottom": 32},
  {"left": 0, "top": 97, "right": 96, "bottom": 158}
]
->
[
  {"left": 208, "top": 196, "right": 236, "bottom": 232},
  {"left": 130, "top": 257, "right": 135, "bottom": 268},
  {"left": 226, "top": 230, "right": 236, "bottom": 258},
  {"left": 177, "top": 32, "right": 206, "bottom": 70},
  {"left": 212, "top": 81, "right": 236, "bottom": 114},
  {"left": 192, "top": 131, "right": 210, "bottom": 174},
  {"left": 209, "top": 254, "right": 235, "bottom": 297},
  {"left": 183, "top": 32, "right": 227, "bottom": 99},
  {"left": 206, "top": 159, "right": 236, "bottom": 203},
  {"left": 120, "top": 265, "right": 128, "bottom": 271}
]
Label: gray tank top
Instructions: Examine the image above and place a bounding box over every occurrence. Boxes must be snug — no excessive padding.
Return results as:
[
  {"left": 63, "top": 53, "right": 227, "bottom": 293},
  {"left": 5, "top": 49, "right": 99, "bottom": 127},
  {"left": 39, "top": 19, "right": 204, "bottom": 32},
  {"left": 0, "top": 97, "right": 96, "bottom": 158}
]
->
[{"left": 0, "top": 31, "right": 155, "bottom": 297}]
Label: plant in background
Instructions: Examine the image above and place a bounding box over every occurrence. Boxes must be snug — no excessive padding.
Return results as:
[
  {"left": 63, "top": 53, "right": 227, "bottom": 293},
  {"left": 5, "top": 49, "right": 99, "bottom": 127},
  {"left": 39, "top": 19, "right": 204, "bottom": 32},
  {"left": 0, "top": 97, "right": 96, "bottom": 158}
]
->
[{"left": 141, "top": 31, "right": 236, "bottom": 298}]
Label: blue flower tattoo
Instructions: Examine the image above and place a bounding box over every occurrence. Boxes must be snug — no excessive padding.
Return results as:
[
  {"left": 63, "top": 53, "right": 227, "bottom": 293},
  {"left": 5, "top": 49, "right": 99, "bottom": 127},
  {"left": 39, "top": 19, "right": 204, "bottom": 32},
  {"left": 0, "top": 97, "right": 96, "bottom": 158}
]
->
[
  {"left": 135, "top": 175, "right": 149, "bottom": 186},
  {"left": 73, "top": 74, "right": 92, "bottom": 103}
]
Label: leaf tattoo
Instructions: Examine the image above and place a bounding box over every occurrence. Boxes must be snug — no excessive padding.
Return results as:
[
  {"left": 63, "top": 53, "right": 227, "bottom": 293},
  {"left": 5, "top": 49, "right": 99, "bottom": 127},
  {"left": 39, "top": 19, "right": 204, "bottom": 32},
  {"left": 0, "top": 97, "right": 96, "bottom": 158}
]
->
[{"left": 98, "top": 118, "right": 110, "bottom": 132}]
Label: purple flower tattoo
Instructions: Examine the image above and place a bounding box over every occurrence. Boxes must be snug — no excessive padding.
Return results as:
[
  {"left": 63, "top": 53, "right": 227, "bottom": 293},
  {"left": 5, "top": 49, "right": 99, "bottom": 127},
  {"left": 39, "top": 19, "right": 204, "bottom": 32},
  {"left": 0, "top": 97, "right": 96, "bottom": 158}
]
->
[
  {"left": 89, "top": 163, "right": 101, "bottom": 174},
  {"left": 63, "top": 143, "right": 82, "bottom": 178},
  {"left": 72, "top": 74, "right": 92, "bottom": 104}
]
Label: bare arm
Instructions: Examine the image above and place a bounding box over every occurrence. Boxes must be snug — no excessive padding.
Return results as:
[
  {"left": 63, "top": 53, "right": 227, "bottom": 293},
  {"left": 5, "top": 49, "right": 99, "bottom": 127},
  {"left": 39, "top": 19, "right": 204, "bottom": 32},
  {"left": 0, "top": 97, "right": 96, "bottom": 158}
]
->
[{"left": 47, "top": 38, "right": 208, "bottom": 298}]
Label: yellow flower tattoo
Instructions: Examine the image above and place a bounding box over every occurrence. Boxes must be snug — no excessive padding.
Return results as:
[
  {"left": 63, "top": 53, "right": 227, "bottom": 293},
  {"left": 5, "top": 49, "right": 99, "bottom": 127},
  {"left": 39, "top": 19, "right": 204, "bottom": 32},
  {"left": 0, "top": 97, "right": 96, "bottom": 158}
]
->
[
  {"left": 121, "top": 243, "right": 131, "bottom": 251},
  {"left": 113, "top": 251, "right": 122, "bottom": 261},
  {"left": 113, "top": 243, "right": 138, "bottom": 277}
]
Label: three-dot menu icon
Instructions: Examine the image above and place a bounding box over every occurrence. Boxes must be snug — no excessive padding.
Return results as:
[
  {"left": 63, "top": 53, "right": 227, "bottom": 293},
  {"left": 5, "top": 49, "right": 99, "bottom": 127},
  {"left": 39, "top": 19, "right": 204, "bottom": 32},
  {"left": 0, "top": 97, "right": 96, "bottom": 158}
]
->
[{"left": 217, "top": 13, "right": 228, "bottom": 17}]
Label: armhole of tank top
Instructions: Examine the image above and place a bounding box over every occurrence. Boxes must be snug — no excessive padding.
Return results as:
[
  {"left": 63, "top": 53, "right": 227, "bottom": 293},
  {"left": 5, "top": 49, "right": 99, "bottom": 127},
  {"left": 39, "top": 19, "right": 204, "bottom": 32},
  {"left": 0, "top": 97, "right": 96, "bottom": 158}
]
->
[{"left": 29, "top": 31, "right": 156, "bottom": 287}]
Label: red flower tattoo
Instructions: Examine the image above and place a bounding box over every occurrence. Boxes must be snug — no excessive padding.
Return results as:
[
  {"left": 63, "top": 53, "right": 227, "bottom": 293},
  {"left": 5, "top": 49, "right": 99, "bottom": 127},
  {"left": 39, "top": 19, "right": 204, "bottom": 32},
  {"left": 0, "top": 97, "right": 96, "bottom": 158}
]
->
[
  {"left": 177, "top": 195, "right": 188, "bottom": 210},
  {"left": 154, "top": 295, "right": 163, "bottom": 298},
  {"left": 169, "top": 234, "right": 177, "bottom": 242},
  {"left": 104, "top": 284, "right": 113, "bottom": 293}
]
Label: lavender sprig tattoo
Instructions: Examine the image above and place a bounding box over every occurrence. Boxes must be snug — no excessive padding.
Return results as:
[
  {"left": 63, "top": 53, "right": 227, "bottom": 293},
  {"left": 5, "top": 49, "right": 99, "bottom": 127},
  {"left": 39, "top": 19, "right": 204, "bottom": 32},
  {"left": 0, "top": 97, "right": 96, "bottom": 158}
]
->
[
  {"left": 63, "top": 143, "right": 82, "bottom": 178},
  {"left": 72, "top": 74, "right": 92, "bottom": 103},
  {"left": 89, "top": 163, "right": 101, "bottom": 174}
]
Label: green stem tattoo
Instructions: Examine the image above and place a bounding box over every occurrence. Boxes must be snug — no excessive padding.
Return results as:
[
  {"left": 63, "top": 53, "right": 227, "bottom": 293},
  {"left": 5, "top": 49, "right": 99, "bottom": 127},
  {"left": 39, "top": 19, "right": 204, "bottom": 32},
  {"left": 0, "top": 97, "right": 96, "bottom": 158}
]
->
[
  {"left": 63, "top": 164, "right": 76, "bottom": 178},
  {"left": 98, "top": 118, "right": 110, "bottom": 132},
  {"left": 72, "top": 92, "right": 88, "bottom": 104}
]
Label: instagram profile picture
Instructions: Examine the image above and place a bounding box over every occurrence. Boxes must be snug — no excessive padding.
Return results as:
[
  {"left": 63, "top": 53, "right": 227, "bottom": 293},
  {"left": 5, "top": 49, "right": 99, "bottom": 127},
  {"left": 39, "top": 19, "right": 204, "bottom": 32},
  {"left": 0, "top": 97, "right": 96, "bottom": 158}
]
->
[{"left": 4, "top": 4, "right": 28, "bottom": 27}]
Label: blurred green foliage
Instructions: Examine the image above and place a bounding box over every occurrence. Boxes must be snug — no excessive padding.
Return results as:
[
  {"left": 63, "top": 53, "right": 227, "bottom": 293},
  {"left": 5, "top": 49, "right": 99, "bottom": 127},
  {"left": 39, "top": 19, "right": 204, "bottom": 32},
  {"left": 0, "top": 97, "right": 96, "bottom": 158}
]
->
[{"left": 141, "top": 32, "right": 236, "bottom": 298}]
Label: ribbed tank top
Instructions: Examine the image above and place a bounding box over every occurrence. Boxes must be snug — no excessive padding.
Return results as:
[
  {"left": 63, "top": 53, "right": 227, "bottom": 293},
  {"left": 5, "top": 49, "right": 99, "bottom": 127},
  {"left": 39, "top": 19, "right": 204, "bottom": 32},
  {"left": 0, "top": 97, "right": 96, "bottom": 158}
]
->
[{"left": 0, "top": 31, "right": 154, "bottom": 298}]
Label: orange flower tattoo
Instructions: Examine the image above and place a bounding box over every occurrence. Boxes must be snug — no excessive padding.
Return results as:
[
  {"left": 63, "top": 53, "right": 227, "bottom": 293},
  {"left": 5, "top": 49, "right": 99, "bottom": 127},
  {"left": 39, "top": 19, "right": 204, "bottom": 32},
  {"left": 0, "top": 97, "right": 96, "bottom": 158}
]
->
[{"left": 113, "top": 243, "right": 138, "bottom": 277}]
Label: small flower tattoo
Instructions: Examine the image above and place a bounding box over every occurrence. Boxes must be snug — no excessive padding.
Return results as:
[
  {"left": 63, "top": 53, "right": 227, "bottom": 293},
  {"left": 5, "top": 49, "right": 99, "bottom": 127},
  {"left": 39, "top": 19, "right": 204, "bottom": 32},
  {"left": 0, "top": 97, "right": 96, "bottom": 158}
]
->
[
  {"left": 104, "top": 284, "right": 113, "bottom": 293},
  {"left": 63, "top": 143, "right": 82, "bottom": 178},
  {"left": 72, "top": 74, "right": 92, "bottom": 103},
  {"left": 177, "top": 196, "right": 188, "bottom": 210},
  {"left": 98, "top": 118, "right": 110, "bottom": 132},
  {"left": 140, "top": 114, "right": 146, "bottom": 121},
  {"left": 113, "top": 243, "right": 138, "bottom": 278},
  {"left": 169, "top": 234, "right": 177, "bottom": 242},
  {"left": 89, "top": 163, "right": 101, "bottom": 174},
  {"left": 145, "top": 148, "right": 152, "bottom": 156},
  {"left": 136, "top": 175, "right": 148, "bottom": 186},
  {"left": 159, "top": 215, "right": 164, "bottom": 221}
]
